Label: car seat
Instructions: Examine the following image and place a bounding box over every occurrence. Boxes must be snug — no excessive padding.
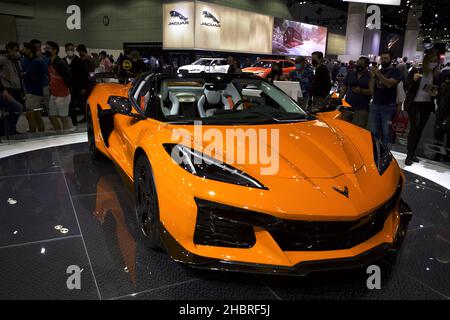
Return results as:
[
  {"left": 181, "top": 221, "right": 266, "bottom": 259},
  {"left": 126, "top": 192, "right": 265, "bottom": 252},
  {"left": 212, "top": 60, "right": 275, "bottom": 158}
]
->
[
  {"left": 198, "top": 86, "right": 235, "bottom": 117},
  {"left": 159, "top": 82, "right": 180, "bottom": 116}
]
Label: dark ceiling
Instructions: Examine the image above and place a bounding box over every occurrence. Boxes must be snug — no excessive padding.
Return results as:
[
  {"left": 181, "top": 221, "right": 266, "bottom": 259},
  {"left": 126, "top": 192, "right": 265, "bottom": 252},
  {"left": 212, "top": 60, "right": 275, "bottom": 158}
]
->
[{"left": 286, "top": 0, "right": 450, "bottom": 40}]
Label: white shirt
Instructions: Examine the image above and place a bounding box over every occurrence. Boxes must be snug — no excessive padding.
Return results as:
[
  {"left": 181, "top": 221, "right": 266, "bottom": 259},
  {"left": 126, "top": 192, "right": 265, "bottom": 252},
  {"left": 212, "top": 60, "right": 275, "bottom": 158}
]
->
[
  {"left": 66, "top": 57, "right": 73, "bottom": 66},
  {"left": 414, "top": 72, "right": 433, "bottom": 102}
]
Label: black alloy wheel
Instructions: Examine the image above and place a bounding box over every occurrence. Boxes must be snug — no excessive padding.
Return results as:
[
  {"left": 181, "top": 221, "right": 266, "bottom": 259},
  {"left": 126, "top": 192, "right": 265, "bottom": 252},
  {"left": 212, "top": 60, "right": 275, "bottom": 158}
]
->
[{"left": 134, "top": 156, "right": 162, "bottom": 249}]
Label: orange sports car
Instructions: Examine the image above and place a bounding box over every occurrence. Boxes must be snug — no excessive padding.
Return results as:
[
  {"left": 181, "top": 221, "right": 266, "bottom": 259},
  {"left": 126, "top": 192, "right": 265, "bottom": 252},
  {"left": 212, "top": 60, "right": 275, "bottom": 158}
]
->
[
  {"left": 242, "top": 59, "right": 296, "bottom": 79},
  {"left": 87, "top": 72, "right": 412, "bottom": 275}
]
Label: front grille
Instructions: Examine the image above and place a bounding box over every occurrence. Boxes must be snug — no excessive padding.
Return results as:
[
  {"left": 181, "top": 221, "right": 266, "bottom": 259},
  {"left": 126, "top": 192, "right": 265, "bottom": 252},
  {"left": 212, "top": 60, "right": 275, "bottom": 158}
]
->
[
  {"left": 194, "top": 178, "right": 402, "bottom": 251},
  {"left": 194, "top": 200, "right": 256, "bottom": 248}
]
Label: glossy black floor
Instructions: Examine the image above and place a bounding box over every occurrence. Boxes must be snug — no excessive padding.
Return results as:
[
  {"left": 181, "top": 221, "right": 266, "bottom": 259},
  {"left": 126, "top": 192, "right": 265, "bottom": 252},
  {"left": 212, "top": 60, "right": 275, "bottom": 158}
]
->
[{"left": 0, "top": 142, "right": 449, "bottom": 300}]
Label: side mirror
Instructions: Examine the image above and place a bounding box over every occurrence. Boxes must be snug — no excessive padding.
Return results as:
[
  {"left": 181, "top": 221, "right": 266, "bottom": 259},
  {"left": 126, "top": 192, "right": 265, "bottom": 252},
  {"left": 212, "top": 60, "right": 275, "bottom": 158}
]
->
[
  {"left": 311, "top": 98, "right": 346, "bottom": 114},
  {"left": 329, "top": 98, "right": 343, "bottom": 108},
  {"left": 108, "top": 96, "right": 132, "bottom": 115},
  {"left": 337, "top": 105, "right": 354, "bottom": 113}
]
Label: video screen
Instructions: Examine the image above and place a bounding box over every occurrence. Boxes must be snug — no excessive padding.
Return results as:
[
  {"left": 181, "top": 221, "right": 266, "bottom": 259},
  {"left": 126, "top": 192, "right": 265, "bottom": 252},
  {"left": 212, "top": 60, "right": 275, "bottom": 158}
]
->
[
  {"left": 379, "top": 32, "right": 405, "bottom": 59},
  {"left": 272, "top": 17, "right": 327, "bottom": 56}
]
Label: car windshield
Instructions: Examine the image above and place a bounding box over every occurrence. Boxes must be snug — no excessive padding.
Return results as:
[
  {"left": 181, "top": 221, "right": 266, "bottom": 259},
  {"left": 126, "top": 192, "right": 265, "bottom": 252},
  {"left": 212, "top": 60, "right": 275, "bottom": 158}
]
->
[
  {"left": 192, "top": 59, "right": 211, "bottom": 66},
  {"left": 252, "top": 61, "right": 274, "bottom": 69},
  {"left": 157, "top": 75, "right": 309, "bottom": 125}
]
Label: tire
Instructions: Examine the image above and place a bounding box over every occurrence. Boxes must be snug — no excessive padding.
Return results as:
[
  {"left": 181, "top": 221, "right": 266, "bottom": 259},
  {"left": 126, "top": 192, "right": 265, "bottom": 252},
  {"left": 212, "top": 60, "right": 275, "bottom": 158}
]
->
[
  {"left": 87, "top": 108, "right": 105, "bottom": 161},
  {"left": 134, "top": 155, "right": 162, "bottom": 249}
]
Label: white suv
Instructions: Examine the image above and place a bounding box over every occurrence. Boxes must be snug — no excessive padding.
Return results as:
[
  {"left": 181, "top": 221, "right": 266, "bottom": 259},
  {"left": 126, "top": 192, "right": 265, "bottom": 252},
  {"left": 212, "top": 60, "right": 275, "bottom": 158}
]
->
[{"left": 177, "top": 58, "right": 230, "bottom": 74}]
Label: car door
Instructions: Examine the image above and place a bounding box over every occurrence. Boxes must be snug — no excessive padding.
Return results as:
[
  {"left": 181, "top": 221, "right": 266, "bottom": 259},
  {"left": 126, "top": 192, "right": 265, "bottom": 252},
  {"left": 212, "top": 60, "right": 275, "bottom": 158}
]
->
[{"left": 107, "top": 76, "right": 150, "bottom": 176}]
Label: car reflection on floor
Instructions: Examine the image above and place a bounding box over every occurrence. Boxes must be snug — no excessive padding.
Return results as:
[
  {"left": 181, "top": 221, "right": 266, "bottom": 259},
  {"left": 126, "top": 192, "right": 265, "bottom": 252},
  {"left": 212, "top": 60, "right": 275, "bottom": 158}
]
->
[{"left": 93, "top": 176, "right": 138, "bottom": 287}]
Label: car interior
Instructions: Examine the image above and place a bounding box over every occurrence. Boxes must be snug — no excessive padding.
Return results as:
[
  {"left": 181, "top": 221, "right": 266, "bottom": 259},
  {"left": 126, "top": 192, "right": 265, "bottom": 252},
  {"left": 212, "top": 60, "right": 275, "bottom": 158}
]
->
[
  {"left": 157, "top": 80, "right": 252, "bottom": 119},
  {"left": 129, "top": 76, "right": 305, "bottom": 121}
]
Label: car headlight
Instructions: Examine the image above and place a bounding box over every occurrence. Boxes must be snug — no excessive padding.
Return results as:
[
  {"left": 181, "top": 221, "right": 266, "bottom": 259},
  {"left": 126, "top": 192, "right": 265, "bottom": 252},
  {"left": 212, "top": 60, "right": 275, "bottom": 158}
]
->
[
  {"left": 372, "top": 134, "right": 393, "bottom": 175},
  {"left": 164, "top": 144, "right": 267, "bottom": 190}
]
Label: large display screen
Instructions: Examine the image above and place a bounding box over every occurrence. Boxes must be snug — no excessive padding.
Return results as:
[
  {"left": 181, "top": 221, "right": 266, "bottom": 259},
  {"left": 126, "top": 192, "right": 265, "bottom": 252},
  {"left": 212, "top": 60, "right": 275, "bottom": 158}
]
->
[
  {"left": 379, "top": 31, "right": 404, "bottom": 58},
  {"left": 163, "top": 1, "right": 273, "bottom": 54},
  {"left": 272, "top": 18, "right": 328, "bottom": 56}
]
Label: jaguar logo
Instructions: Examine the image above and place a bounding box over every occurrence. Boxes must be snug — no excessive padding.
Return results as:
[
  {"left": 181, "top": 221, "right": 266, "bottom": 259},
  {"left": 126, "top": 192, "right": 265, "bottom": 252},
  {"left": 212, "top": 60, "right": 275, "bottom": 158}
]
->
[
  {"left": 333, "top": 186, "right": 349, "bottom": 198},
  {"left": 169, "top": 10, "right": 189, "bottom": 25},
  {"left": 201, "top": 10, "right": 221, "bottom": 28}
]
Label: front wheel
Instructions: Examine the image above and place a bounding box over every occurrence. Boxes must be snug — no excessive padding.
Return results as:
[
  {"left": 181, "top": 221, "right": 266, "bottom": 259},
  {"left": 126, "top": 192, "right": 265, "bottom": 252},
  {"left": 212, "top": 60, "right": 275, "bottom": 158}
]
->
[{"left": 134, "top": 156, "right": 162, "bottom": 249}]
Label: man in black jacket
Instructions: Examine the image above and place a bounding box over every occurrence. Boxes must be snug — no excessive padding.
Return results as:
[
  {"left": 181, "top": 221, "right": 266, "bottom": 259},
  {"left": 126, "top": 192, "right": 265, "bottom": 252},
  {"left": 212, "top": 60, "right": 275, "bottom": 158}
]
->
[
  {"left": 311, "top": 51, "right": 332, "bottom": 109},
  {"left": 64, "top": 43, "right": 89, "bottom": 129}
]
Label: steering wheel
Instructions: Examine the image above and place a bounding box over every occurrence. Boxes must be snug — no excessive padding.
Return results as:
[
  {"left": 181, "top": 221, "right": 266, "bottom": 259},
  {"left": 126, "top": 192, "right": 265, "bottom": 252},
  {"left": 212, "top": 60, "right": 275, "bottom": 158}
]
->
[{"left": 232, "top": 99, "right": 261, "bottom": 111}]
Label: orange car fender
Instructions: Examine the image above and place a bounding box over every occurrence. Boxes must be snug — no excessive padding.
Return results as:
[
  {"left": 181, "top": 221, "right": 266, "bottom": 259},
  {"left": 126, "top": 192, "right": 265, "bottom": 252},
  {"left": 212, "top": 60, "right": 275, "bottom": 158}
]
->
[{"left": 325, "top": 118, "right": 402, "bottom": 188}]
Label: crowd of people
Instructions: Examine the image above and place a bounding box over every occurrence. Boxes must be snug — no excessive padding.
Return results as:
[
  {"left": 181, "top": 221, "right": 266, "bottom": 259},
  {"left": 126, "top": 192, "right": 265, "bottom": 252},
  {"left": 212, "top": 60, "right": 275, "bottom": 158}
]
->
[
  {"left": 337, "top": 49, "right": 449, "bottom": 165},
  {"left": 1, "top": 42, "right": 449, "bottom": 164},
  {"left": 0, "top": 40, "right": 124, "bottom": 138},
  {"left": 228, "top": 49, "right": 449, "bottom": 165}
]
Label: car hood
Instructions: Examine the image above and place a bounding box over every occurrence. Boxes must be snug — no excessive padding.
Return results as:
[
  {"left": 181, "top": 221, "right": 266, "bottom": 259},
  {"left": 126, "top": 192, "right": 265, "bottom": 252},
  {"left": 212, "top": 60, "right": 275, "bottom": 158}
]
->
[{"left": 164, "top": 119, "right": 364, "bottom": 180}]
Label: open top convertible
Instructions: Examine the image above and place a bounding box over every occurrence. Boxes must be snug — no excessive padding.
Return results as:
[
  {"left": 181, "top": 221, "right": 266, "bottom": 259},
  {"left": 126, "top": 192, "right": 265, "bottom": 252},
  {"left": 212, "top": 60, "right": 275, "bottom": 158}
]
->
[{"left": 87, "top": 72, "right": 412, "bottom": 275}]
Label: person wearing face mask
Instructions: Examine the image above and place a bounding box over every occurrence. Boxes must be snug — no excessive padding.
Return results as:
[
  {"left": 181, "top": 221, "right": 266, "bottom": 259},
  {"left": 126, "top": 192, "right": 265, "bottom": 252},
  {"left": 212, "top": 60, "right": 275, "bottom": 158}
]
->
[
  {"left": 46, "top": 41, "right": 72, "bottom": 134},
  {"left": 0, "top": 42, "right": 25, "bottom": 136},
  {"left": 369, "top": 50, "right": 403, "bottom": 148},
  {"left": 64, "top": 43, "right": 89, "bottom": 130},
  {"left": 403, "top": 49, "right": 441, "bottom": 166},
  {"left": 311, "top": 51, "right": 331, "bottom": 108},
  {"left": 22, "top": 43, "right": 46, "bottom": 134},
  {"left": 340, "top": 57, "right": 374, "bottom": 129},
  {"left": 289, "top": 56, "right": 314, "bottom": 108}
]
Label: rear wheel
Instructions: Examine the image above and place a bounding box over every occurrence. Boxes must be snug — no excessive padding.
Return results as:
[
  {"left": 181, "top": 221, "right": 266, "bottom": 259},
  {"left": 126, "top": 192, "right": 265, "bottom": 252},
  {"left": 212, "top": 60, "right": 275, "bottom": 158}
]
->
[
  {"left": 87, "top": 108, "right": 105, "bottom": 161},
  {"left": 134, "top": 156, "right": 162, "bottom": 249}
]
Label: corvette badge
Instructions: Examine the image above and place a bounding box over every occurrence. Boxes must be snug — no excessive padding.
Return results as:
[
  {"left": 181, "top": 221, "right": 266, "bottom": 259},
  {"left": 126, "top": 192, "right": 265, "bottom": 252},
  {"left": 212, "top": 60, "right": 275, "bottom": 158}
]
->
[{"left": 333, "top": 186, "right": 349, "bottom": 198}]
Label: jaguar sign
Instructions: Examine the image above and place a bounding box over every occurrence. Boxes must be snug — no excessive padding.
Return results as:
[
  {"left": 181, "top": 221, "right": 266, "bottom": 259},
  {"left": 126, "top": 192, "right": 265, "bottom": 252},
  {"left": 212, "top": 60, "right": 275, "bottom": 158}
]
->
[
  {"left": 169, "top": 10, "right": 190, "bottom": 25},
  {"left": 163, "top": 2, "right": 195, "bottom": 49},
  {"left": 201, "top": 10, "right": 221, "bottom": 28}
]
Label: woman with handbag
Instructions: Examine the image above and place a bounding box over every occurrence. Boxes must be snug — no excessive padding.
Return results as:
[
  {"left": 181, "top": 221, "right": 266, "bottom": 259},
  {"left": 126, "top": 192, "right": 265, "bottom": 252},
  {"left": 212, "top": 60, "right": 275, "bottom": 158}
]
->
[{"left": 403, "top": 49, "right": 440, "bottom": 166}]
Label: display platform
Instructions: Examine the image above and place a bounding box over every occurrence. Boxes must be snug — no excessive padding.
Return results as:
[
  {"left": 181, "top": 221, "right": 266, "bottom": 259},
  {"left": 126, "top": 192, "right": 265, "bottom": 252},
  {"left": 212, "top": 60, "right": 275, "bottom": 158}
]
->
[{"left": 0, "top": 142, "right": 449, "bottom": 300}]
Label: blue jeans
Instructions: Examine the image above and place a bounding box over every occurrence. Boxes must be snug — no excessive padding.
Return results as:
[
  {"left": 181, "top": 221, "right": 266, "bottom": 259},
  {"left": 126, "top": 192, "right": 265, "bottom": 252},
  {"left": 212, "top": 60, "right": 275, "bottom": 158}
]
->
[
  {"left": 0, "top": 94, "right": 24, "bottom": 135},
  {"left": 369, "top": 103, "right": 397, "bottom": 147}
]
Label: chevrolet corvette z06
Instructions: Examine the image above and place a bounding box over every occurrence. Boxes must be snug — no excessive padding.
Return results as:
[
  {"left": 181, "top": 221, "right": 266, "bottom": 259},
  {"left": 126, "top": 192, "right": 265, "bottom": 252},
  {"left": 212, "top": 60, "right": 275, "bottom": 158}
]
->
[{"left": 86, "top": 72, "right": 412, "bottom": 275}]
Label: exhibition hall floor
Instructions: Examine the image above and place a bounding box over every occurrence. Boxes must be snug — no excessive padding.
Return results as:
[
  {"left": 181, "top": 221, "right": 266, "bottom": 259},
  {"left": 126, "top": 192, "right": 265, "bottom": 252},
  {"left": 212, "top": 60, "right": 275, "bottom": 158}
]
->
[{"left": 0, "top": 142, "right": 449, "bottom": 300}]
